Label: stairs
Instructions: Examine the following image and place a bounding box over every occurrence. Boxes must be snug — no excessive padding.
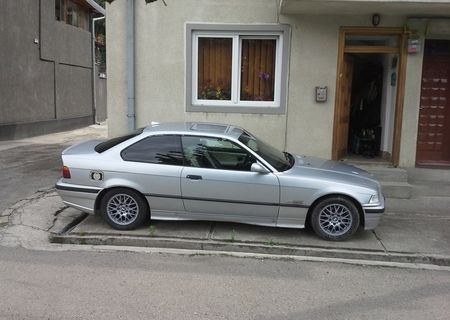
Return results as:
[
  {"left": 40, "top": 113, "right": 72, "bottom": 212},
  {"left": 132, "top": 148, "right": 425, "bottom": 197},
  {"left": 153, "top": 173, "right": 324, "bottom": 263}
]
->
[
  {"left": 349, "top": 163, "right": 412, "bottom": 199},
  {"left": 348, "top": 163, "right": 450, "bottom": 205}
]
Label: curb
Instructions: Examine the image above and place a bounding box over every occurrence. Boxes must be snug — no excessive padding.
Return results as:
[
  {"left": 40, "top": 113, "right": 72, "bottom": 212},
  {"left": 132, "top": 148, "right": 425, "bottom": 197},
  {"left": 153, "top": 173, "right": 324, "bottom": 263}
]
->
[{"left": 49, "top": 233, "right": 450, "bottom": 268}]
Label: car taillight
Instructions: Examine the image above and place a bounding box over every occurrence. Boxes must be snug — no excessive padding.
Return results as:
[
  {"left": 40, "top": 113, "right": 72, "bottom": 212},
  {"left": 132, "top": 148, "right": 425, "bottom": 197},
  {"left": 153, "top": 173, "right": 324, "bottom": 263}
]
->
[{"left": 63, "top": 166, "right": 71, "bottom": 179}]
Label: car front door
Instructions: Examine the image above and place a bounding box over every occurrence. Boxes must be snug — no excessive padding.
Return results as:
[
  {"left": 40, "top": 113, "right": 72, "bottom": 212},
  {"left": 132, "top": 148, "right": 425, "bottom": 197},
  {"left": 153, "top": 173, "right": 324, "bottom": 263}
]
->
[{"left": 180, "top": 135, "right": 280, "bottom": 224}]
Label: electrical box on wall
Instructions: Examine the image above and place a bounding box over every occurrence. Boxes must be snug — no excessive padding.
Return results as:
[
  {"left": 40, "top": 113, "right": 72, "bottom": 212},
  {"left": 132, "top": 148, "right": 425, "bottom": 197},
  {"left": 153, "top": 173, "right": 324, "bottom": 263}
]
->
[{"left": 315, "top": 86, "right": 328, "bottom": 102}]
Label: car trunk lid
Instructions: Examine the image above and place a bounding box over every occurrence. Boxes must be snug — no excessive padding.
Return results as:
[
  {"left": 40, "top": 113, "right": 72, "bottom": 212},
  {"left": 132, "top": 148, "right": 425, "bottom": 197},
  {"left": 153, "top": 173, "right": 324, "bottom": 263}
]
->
[{"left": 62, "top": 139, "right": 105, "bottom": 156}]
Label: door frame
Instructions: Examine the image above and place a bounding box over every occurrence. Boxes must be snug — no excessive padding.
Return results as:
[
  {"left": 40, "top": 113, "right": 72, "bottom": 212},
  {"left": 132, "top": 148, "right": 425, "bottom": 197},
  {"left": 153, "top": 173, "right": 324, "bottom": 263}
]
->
[{"left": 332, "top": 27, "right": 408, "bottom": 167}]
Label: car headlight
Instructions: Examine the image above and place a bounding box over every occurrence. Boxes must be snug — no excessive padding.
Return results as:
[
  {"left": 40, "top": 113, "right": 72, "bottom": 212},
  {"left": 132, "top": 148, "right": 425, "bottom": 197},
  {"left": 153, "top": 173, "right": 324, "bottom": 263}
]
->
[{"left": 369, "top": 194, "right": 380, "bottom": 205}]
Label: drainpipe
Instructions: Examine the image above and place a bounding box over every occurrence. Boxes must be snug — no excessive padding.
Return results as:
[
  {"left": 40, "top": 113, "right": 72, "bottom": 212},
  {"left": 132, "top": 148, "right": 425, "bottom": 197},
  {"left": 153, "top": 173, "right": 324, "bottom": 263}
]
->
[
  {"left": 127, "top": 0, "right": 136, "bottom": 132},
  {"left": 92, "top": 16, "right": 105, "bottom": 124}
]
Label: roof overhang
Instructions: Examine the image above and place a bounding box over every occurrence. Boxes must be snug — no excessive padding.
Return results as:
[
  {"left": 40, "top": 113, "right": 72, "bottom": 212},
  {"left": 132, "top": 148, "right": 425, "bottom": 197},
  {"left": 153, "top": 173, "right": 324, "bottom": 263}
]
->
[
  {"left": 280, "top": 0, "right": 450, "bottom": 16},
  {"left": 85, "top": 0, "right": 106, "bottom": 16}
]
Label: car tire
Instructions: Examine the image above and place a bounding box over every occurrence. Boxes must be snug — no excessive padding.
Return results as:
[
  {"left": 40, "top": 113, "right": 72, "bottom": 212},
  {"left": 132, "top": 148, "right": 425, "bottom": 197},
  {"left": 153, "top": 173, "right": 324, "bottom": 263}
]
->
[
  {"left": 310, "top": 196, "right": 360, "bottom": 241},
  {"left": 100, "top": 188, "right": 149, "bottom": 230}
]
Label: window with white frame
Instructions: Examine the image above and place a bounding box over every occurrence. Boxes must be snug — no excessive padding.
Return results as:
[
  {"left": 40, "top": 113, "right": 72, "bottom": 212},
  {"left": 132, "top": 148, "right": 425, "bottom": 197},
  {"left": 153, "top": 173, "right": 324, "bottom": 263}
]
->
[{"left": 190, "top": 30, "right": 285, "bottom": 110}]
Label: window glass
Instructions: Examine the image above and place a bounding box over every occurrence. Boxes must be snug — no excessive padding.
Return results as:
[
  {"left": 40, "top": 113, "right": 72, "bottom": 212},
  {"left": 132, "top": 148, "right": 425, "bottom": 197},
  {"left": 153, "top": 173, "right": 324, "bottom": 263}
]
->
[
  {"left": 56, "top": 0, "right": 90, "bottom": 31},
  {"left": 240, "top": 39, "right": 276, "bottom": 101},
  {"left": 345, "top": 35, "right": 399, "bottom": 47},
  {"left": 197, "top": 37, "right": 232, "bottom": 100},
  {"left": 55, "top": 0, "right": 61, "bottom": 20},
  {"left": 192, "top": 31, "right": 283, "bottom": 109},
  {"left": 238, "top": 131, "right": 292, "bottom": 172},
  {"left": 66, "top": 2, "right": 79, "bottom": 27},
  {"left": 95, "top": 128, "right": 144, "bottom": 153},
  {"left": 121, "top": 135, "right": 183, "bottom": 166},
  {"left": 182, "top": 136, "right": 255, "bottom": 171}
]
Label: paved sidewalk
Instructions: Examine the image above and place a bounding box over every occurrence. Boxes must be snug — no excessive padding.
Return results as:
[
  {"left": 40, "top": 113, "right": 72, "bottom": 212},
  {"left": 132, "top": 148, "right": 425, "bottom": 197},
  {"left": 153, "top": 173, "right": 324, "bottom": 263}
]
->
[{"left": 47, "top": 195, "right": 450, "bottom": 268}]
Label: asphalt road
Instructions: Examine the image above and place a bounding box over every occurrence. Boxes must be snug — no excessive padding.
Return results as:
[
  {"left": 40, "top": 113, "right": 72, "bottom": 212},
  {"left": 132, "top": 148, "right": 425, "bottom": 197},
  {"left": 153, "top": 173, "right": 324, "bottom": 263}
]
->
[
  {"left": 0, "top": 125, "right": 106, "bottom": 213},
  {"left": 0, "top": 246, "right": 449, "bottom": 320},
  {"left": 0, "top": 142, "right": 67, "bottom": 213}
]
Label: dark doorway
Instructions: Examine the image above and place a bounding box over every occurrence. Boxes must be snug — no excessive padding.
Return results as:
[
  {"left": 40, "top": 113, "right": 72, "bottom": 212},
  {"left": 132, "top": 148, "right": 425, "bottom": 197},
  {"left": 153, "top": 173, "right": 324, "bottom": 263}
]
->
[
  {"left": 347, "top": 54, "right": 384, "bottom": 159},
  {"left": 333, "top": 28, "right": 407, "bottom": 166}
]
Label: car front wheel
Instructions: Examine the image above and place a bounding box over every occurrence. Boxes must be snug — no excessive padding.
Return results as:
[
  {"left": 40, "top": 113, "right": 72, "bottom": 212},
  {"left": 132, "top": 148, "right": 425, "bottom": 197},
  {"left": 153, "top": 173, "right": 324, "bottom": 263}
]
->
[
  {"left": 100, "top": 188, "right": 148, "bottom": 230},
  {"left": 310, "top": 196, "right": 360, "bottom": 241}
]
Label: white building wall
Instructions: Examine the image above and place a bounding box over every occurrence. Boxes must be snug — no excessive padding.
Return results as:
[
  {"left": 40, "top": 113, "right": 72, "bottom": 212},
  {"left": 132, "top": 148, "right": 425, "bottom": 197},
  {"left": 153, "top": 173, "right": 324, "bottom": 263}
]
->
[
  {"left": 106, "top": 0, "right": 433, "bottom": 167},
  {"left": 106, "top": 0, "right": 128, "bottom": 137},
  {"left": 380, "top": 54, "right": 397, "bottom": 156},
  {"left": 277, "top": 14, "right": 408, "bottom": 160}
]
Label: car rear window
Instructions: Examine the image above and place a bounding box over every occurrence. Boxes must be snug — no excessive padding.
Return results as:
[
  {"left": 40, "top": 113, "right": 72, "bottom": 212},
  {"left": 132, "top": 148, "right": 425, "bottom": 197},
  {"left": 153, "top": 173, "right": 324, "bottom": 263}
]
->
[
  {"left": 94, "top": 128, "right": 144, "bottom": 153},
  {"left": 121, "top": 135, "right": 183, "bottom": 165}
]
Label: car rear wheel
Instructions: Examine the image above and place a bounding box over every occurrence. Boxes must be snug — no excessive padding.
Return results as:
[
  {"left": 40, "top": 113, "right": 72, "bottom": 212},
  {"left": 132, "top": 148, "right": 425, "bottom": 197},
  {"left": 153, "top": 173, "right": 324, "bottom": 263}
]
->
[
  {"left": 310, "top": 196, "right": 360, "bottom": 241},
  {"left": 101, "top": 188, "right": 148, "bottom": 230}
]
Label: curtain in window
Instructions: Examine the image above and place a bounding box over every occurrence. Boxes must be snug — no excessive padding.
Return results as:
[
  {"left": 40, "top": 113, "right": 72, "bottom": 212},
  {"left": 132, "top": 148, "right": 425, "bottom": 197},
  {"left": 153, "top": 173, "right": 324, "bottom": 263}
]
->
[
  {"left": 197, "top": 38, "right": 232, "bottom": 100},
  {"left": 240, "top": 39, "right": 276, "bottom": 101}
]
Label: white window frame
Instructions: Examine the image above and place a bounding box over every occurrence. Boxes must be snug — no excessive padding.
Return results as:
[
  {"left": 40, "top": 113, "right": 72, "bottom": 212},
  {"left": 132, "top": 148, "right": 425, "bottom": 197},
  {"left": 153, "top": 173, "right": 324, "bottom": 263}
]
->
[{"left": 191, "top": 31, "right": 283, "bottom": 108}]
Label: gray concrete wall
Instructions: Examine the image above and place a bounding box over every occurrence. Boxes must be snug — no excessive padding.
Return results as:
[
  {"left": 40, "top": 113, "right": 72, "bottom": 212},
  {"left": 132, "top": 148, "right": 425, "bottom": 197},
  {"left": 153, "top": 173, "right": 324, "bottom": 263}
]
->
[
  {"left": 0, "top": 0, "right": 95, "bottom": 139},
  {"left": 0, "top": 0, "right": 55, "bottom": 124},
  {"left": 56, "top": 64, "right": 93, "bottom": 119}
]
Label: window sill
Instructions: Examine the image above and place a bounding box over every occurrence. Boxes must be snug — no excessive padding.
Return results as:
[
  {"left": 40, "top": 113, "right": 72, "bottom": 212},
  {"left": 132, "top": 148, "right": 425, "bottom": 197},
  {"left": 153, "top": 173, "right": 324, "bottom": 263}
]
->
[{"left": 187, "top": 104, "right": 284, "bottom": 115}]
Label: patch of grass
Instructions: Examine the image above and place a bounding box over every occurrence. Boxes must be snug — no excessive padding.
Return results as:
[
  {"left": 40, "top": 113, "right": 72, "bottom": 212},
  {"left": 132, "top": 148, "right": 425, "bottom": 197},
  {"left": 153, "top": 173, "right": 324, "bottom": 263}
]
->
[
  {"left": 229, "top": 229, "right": 236, "bottom": 242},
  {"left": 148, "top": 224, "right": 156, "bottom": 237},
  {"left": 265, "top": 239, "right": 276, "bottom": 246}
]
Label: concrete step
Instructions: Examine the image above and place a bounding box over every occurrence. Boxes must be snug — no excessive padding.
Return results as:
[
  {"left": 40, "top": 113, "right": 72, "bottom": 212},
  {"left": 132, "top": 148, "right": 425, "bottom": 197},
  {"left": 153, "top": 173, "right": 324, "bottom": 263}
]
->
[
  {"left": 411, "top": 183, "right": 450, "bottom": 198},
  {"left": 387, "top": 196, "right": 450, "bottom": 215},
  {"left": 406, "top": 167, "right": 450, "bottom": 184},
  {"left": 354, "top": 164, "right": 408, "bottom": 183},
  {"left": 382, "top": 181, "right": 412, "bottom": 199},
  {"left": 348, "top": 164, "right": 411, "bottom": 199}
]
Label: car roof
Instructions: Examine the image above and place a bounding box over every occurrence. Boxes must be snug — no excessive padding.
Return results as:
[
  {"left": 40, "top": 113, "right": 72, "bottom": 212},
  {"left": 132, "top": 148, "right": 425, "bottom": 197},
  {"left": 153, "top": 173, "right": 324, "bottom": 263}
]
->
[{"left": 143, "top": 122, "right": 245, "bottom": 140}]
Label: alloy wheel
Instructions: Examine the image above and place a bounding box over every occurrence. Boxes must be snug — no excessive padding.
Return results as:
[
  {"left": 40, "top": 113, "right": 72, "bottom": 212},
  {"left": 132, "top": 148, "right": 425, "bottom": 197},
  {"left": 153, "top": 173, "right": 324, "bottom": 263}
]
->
[
  {"left": 318, "top": 203, "right": 353, "bottom": 237},
  {"left": 106, "top": 193, "right": 139, "bottom": 226}
]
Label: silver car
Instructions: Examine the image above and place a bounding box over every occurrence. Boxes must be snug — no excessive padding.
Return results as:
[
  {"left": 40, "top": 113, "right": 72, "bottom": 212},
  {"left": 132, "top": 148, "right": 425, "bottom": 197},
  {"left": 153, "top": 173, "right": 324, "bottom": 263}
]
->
[{"left": 56, "top": 122, "right": 384, "bottom": 241}]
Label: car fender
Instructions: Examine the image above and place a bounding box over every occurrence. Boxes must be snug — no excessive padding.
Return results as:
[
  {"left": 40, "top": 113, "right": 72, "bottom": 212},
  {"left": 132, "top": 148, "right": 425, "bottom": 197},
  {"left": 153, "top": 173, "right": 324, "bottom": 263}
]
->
[
  {"left": 100, "top": 178, "right": 147, "bottom": 195},
  {"left": 309, "top": 185, "right": 372, "bottom": 207}
]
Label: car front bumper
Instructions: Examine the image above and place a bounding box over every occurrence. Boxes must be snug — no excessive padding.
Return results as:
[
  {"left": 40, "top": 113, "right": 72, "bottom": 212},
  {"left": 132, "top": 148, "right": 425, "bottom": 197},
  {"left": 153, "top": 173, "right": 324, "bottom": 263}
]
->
[
  {"left": 55, "top": 179, "right": 102, "bottom": 214},
  {"left": 362, "top": 204, "right": 385, "bottom": 230}
]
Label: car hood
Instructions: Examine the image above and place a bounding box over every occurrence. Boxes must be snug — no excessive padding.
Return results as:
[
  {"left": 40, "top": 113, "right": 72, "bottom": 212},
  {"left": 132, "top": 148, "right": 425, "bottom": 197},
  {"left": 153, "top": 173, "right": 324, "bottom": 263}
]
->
[
  {"left": 293, "top": 155, "right": 373, "bottom": 178},
  {"left": 280, "top": 154, "right": 380, "bottom": 191}
]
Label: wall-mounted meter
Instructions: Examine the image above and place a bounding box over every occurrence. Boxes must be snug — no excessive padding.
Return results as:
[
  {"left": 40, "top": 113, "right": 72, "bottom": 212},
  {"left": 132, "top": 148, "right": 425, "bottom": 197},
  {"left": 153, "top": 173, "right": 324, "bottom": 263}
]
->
[{"left": 315, "top": 86, "right": 328, "bottom": 102}]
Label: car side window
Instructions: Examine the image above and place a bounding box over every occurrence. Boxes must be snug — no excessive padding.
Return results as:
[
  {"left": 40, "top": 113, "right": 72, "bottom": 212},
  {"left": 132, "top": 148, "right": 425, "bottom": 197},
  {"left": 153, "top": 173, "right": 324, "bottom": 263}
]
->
[
  {"left": 121, "top": 135, "right": 183, "bottom": 166},
  {"left": 181, "top": 136, "right": 255, "bottom": 171}
]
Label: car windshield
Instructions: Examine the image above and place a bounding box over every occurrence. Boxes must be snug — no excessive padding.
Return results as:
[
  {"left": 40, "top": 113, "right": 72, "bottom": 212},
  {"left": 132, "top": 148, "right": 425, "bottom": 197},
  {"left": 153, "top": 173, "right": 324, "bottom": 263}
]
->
[{"left": 238, "top": 131, "right": 293, "bottom": 172}]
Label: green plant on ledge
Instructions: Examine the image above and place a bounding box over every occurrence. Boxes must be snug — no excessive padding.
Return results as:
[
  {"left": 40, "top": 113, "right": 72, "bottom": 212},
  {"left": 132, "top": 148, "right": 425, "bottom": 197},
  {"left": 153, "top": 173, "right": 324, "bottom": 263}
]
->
[{"left": 148, "top": 224, "right": 156, "bottom": 237}]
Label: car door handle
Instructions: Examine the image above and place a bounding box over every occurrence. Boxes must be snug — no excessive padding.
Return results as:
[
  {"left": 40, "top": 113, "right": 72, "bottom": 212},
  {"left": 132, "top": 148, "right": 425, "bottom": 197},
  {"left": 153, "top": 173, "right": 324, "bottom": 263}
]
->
[{"left": 186, "top": 175, "right": 202, "bottom": 180}]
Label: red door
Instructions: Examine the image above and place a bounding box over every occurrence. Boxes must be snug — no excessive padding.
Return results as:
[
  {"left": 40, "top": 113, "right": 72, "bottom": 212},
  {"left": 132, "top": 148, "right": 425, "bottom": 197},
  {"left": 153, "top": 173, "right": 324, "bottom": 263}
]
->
[{"left": 416, "top": 40, "right": 450, "bottom": 166}]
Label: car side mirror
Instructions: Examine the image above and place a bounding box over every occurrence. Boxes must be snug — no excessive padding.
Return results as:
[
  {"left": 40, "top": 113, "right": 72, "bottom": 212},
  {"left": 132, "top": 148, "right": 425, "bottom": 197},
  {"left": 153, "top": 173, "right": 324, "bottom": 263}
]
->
[{"left": 251, "top": 162, "right": 269, "bottom": 174}]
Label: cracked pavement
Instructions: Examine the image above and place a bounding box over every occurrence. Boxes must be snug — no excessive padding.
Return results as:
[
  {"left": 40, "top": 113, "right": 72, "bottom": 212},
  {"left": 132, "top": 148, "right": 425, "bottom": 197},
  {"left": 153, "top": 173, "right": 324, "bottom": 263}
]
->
[
  {"left": 0, "top": 124, "right": 106, "bottom": 249},
  {"left": 1, "top": 189, "right": 65, "bottom": 248}
]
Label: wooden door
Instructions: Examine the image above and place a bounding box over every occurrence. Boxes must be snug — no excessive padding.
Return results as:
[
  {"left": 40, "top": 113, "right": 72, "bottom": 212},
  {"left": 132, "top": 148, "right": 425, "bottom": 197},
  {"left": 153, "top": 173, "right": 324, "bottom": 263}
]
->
[
  {"left": 416, "top": 40, "right": 450, "bottom": 166},
  {"left": 334, "top": 55, "right": 354, "bottom": 160}
]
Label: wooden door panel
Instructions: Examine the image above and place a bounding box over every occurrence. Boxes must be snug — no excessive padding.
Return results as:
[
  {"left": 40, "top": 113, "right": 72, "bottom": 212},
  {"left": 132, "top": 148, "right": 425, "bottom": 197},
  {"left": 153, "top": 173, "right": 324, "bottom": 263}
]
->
[
  {"left": 335, "top": 55, "right": 354, "bottom": 159},
  {"left": 416, "top": 41, "right": 450, "bottom": 165}
]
